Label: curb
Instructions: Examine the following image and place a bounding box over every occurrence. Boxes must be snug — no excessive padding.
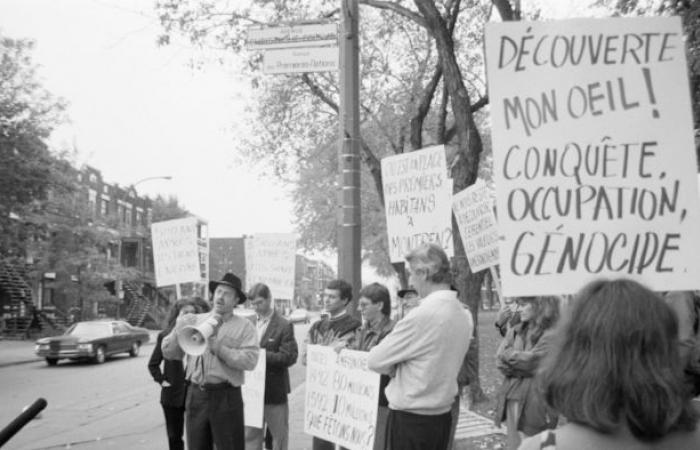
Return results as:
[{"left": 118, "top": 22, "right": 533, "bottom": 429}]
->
[{"left": 0, "top": 358, "right": 43, "bottom": 369}]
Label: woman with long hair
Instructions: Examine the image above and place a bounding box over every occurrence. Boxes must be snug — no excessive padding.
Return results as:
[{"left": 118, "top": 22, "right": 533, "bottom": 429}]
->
[
  {"left": 495, "top": 295, "right": 560, "bottom": 450},
  {"left": 520, "top": 279, "right": 700, "bottom": 449},
  {"left": 147, "top": 298, "right": 199, "bottom": 450}
]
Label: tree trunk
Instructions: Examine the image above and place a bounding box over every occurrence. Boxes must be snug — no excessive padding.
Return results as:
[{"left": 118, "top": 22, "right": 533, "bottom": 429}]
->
[{"left": 414, "top": 0, "right": 486, "bottom": 403}]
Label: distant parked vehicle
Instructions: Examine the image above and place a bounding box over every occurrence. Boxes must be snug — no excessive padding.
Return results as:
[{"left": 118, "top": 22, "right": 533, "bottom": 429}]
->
[
  {"left": 288, "top": 308, "right": 310, "bottom": 324},
  {"left": 34, "top": 320, "right": 149, "bottom": 366}
]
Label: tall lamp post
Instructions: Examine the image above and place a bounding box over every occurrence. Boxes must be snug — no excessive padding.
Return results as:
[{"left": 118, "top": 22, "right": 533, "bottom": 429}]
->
[{"left": 131, "top": 175, "right": 173, "bottom": 190}]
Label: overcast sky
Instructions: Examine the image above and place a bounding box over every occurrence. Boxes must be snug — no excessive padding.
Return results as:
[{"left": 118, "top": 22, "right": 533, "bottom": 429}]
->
[{"left": 0, "top": 0, "right": 295, "bottom": 238}]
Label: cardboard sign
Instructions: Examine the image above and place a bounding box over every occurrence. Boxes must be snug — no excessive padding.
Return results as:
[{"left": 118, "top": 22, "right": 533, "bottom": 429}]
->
[
  {"left": 381, "top": 145, "right": 454, "bottom": 262},
  {"left": 151, "top": 217, "right": 201, "bottom": 287},
  {"left": 485, "top": 17, "right": 700, "bottom": 296},
  {"left": 245, "top": 234, "right": 297, "bottom": 300},
  {"left": 453, "top": 181, "right": 500, "bottom": 272},
  {"left": 304, "top": 345, "right": 380, "bottom": 450},
  {"left": 243, "top": 349, "right": 266, "bottom": 429}
]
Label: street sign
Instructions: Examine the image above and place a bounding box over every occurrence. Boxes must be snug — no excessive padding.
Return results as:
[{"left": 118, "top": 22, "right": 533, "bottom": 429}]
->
[
  {"left": 246, "top": 23, "right": 338, "bottom": 50},
  {"left": 263, "top": 47, "right": 338, "bottom": 74}
]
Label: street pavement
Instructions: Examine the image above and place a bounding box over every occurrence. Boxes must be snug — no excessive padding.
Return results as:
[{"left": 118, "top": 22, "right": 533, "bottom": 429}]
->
[{"left": 0, "top": 336, "right": 501, "bottom": 449}]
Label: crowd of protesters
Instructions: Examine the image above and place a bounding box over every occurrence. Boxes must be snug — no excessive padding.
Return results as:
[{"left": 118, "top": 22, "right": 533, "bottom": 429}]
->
[{"left": 146, "top": 241, "right": 700, "bottom": 450}]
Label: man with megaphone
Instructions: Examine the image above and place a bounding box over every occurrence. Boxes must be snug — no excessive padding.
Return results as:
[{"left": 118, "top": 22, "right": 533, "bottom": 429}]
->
[{"left": 162, "top": 273, "right": 259, "bottom": 450}]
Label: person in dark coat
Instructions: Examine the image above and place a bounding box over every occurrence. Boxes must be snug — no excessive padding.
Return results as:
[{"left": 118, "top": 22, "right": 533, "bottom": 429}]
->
[
  {"left": 245, "top": 283, "right": 298, "bottom": 450},
  {"left": 148, "top": 298, "right": 199, "bottom": 450}
]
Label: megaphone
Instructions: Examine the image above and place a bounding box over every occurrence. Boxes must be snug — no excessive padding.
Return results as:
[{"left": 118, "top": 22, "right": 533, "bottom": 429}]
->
[{"left": 177, "top": 315, "right": 220, "bottom": 356}]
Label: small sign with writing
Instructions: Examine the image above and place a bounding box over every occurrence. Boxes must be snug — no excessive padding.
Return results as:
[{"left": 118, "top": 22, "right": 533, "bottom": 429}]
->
[
  {"left": 381, "top": 145, "right": 454, "bottom": 262},
  {"left": 246, "top": 23, "right": 338, "bottom": 50},
  {"left": 243, "top": 349, "right": 266, "bottom": 429},
  {"left": 245, "top": 234, "right": 297, "bottom": 300},
  {"left": 453, "top": 181, "right": 500, "bottom": 273},
  {"left": 485, "top": 17, "right": 700, "bottom": 295},
  {"left": 304, "top": 345, "right": 380, "bottom": 450},
  {"left": 151, "top": 217, "right": 201, "bottom": 287}
]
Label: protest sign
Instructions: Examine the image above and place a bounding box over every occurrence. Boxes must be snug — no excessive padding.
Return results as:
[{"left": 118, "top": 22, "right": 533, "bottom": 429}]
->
[
  {"left": 381, "top": 145, "right": 454, "bottom": 262},
  {"left": 304, "top": 345, "right": 380, "bottom": 450},
  {"left": 243, "top": 349, "right": 266, "bottom": 429},
  {"left": 151, "top": 217, "right": 201, "bottom": 287},
  {"left": 245, "top": 233, "right": 297, "bottom": 300},
  {"left": 453, "top": 181, "right": 500, "bottom": 273},
  {"left": 485, "top": 17, "right": 700, "bottom": 296}
]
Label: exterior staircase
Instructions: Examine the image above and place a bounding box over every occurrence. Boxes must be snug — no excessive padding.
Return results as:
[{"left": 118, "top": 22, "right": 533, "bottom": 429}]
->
[
  {"left": 0, "top": 260, "right": 34, "bottom": 338},
  {"left": 124, "top": 281, "right": 153, "bottom": 327},
  {"left": 0, "top": 260, "right": 67, "bottom": 338}
]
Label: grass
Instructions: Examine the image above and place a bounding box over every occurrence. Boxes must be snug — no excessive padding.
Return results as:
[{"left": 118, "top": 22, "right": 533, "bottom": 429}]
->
[{"left": 455, "top": 309, "right": 508, "bottom": 450}]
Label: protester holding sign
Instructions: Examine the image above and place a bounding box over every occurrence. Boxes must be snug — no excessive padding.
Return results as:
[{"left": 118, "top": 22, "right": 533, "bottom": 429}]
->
[
  {"left": 162, "top": 273, "right": 259, "bottom": 450},
  {"left": 337, "top": 282, "right": 395, "bottom": 450},
  {"left": 148, "top": 298, "right": 199, "bottom": 450},
  {"left": 367, "top": 243, "right": 473, "bottom": 450},
  {"left": 302, "top": 279, "right": 361, "bottom": 450},
  {"left": 521, "top": 279, "right": 700, "bottom": 450},
  {"left": 244, "top": 283, "right": 298, "bottom": 450},
  {"left": 494, "top": 296, "right": 560, "bottom": 450}
]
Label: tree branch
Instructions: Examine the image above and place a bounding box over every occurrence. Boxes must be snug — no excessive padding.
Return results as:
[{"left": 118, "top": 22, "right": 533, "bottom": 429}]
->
[
  {"left": 437, "top": 83, "right": 448, "bottom": 144},
  {"left": 301, "top": 73, "right": 339, "bottom": 113},
  {"left": 491, "top": 0, "right": 518, "bottom": 21},
  {"left": 410, "top": 59, "right": 442, "bottom": 150},
  {"left": 360, "top": 0, "right": 427, "bottom": 28}
]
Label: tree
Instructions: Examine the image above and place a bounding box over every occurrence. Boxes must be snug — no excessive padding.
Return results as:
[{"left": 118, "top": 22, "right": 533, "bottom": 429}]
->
[
  {"left": 0, "top": 34, "right": 68, "bottom": 256},
  {"left": 152, "top": 194, "right": 190, "bottom": 222},
  {"left": 155, "top": 0, "right": 499, "bottom": 400}
]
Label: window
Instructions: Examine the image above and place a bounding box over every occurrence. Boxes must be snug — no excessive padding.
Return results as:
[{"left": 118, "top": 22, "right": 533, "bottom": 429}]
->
[
  {"left": 101, "top": 195, "right": 110, "bottom": 216},
  {"left": 88, "top": 189, "right": 97, "bottom": 214}
]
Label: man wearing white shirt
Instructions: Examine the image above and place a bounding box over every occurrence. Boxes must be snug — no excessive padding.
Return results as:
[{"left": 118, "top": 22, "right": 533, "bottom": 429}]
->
[{"left": 368, "top": 243, "right": 473, "bottom": 450}]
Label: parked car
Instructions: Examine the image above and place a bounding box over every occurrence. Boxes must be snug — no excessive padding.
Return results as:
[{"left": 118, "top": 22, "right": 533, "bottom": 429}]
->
[
  {"left": 35, "top": 320, "right": 150, "bottom": 366},
  {"left": 287, "top": 308, "right": 310, "bottom": 324}
]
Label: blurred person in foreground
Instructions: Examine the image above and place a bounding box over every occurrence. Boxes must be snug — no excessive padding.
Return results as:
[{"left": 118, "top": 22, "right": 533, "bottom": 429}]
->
[
  {"left": 495, "top": 296, "right": 560, "bottom": 450},
  {"left": 302, "top": 278, "right": 361, "bottom": 450},
  {"left": 520, "top": 279, "right": 700, "bottom": 450},
  {"left": 162, "top": 273, "right": 259, "bottom": 450},
  {"left": 367, "top": 243, "right": 473, "bottom": 450},
  {"left": 148, "top": 298, "right": 199, "bottom": 450},
  {"left": 244, "top": 282, "right": 298, "bottom": 450},
  {"left": 335, "top": 282, "right": 395, "bottom": 450}
]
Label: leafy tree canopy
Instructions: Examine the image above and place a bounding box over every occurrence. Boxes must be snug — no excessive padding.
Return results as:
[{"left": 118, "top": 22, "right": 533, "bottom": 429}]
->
[{"left": 0, "top": 34, "right": 68, "bottom": 255}]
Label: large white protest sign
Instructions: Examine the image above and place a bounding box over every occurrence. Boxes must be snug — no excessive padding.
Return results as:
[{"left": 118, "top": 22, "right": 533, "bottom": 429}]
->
[
  {"left": 243, "top": 349, "right": 266, "bottom": 428},
  {"left": 381, "top": 145, "right": 454, "bottom": 262},
  {"left": 453, "top": 181, "right": 500, "bottom": 273},
  {"left": 151, "top": 217, "right": 201, "bottom": 287},
  {"left": 304, "top": 345, "right": 380, "bottom": 450},
  {"left": 245, "top": 234, "right": 297, "bottom": 299},
  {"left": 485, "top": 17, "right": 700, "bottom": 296}
]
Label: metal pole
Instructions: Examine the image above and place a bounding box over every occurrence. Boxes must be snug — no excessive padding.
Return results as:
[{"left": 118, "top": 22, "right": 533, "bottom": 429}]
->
[{"left": 338, "top": 0, "right": 361, "bottom": 303}]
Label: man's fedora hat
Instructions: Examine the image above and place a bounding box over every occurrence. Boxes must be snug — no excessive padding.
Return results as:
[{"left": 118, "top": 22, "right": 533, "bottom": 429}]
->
[{"left": 209, "top": 273, "right": 247, "bottom": 302}]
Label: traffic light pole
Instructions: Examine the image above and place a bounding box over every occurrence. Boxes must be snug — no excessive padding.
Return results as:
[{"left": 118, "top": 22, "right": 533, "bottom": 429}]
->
[{"left": 338, "top": 0, "right": 361, "bottom": 304}]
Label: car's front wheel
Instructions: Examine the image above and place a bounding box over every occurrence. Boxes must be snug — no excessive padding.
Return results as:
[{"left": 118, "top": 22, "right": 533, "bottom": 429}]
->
[
  {"left": 45, "top": 357, "right": 58, "bottom": 366},
  {"left": 129, "top": 342, "right": 140, "bottom": 357},
  {"left": 94, "top": 346, "right": 106, "bottom": 364}
]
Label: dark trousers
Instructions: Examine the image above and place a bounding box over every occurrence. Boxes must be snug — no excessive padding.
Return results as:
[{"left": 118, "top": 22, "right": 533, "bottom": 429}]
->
[
  {"left": 186, "top": 384, "right": 244, "bottom": 450},
  {"left": 386, "top": 409, "right": 452, "bottom": 450},
  {"left": 312, "top": 437, "right": 335, "bottom": 450},
  {"left": 162, "top": 405, "right": 185, "bottom": 450}
]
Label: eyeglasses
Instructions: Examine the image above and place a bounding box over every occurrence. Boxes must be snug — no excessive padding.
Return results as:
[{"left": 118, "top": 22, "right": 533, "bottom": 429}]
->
[{"left": 358, "top": 302, "right": 375, "bottom": 309}]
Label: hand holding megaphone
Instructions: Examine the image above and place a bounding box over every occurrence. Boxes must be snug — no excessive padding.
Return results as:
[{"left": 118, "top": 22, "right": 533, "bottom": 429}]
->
[{"left": 177, "top": 313, "right": 223, "bottom": 356}]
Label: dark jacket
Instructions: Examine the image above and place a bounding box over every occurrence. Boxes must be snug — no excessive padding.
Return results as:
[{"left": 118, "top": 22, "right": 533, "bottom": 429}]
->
[
  {"left": 148, "top": 331, "right": 187, "bottom": 407},
  {"left": 260, "top": 311, "right": 298, "bottom": 404},
  {"left": 494, "top": 324, "right": 557, "bottom": 435}
]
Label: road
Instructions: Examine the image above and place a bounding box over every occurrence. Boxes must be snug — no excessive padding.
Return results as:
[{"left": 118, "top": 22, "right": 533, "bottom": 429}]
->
[{"left": 0, "top": 321, "right": 312, "bottom": 450}]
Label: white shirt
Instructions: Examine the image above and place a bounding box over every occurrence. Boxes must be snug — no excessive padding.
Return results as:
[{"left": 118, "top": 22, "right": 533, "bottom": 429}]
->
[{"left": 367, "top": 289, "right": 473, "bottom": 415}]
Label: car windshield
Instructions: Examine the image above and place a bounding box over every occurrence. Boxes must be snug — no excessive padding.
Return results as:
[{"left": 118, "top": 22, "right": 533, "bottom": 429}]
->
[{"left": 65, "top": 322, "right": 112, "bottom": 339}]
